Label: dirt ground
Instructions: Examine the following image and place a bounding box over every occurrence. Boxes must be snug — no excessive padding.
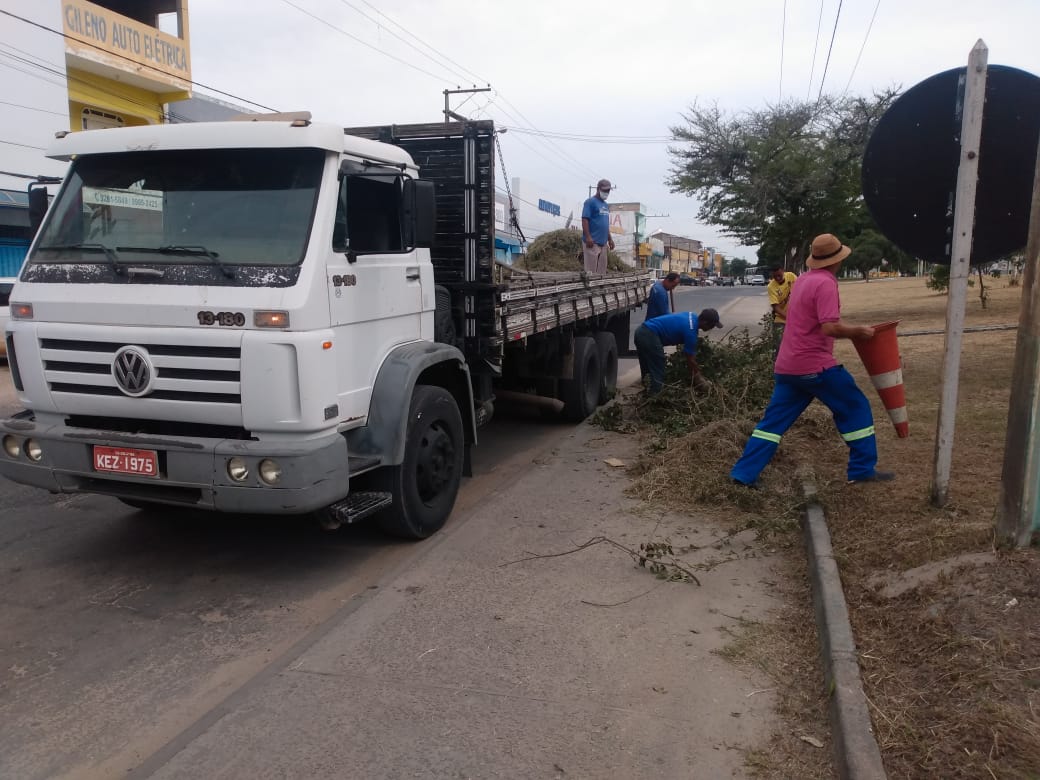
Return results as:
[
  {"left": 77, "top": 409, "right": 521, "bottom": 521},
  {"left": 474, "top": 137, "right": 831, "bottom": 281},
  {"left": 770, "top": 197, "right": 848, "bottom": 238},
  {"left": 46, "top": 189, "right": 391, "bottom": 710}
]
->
[
  {"left": 612, "top": 274, "right": 1038, "bottom": 778},
  {"left": 798, "top": 276, "right": 1039, "bottom": 779}
]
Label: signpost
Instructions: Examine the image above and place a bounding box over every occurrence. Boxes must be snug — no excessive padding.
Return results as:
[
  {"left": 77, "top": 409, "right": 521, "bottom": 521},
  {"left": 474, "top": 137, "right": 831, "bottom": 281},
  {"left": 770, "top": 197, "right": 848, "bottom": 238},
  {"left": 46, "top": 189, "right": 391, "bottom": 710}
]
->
[
  {"left": 863, "top": 44, "right": 1040, "bottom": 519},
  {"left": 931, "top": 42, "right": 988, "bottom": 507}
]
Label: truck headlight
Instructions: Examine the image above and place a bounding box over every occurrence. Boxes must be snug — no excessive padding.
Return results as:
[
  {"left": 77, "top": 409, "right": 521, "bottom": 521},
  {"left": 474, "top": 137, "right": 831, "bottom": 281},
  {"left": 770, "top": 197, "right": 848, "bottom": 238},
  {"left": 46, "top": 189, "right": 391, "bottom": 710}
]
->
[
  {"left": 259, "top": 459, "right": 282, "bottom": 485},
  {"left": 25, "top": 439, "right": 43, "bottom": 461},
  {"left": 227, "top": 457, "right": 249, "bottom": 482},
  {"left": 2, "top": 435, "right": 20, "bottom": 458}
]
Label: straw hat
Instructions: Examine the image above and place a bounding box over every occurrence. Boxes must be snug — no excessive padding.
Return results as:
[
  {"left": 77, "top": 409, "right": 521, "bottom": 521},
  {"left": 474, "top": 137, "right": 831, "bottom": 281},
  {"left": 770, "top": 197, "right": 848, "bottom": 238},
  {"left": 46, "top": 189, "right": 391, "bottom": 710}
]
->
[{"left": 806, "top": 233, "right": 852, "bottom": 269}]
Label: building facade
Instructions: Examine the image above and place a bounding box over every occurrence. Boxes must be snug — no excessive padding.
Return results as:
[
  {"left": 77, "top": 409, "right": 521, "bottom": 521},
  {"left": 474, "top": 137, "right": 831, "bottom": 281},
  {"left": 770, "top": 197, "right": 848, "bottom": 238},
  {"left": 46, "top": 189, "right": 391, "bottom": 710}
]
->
[
  {"left": 1, "top": 0, "right": 192, "bottom": 193},
  {"left": 650, "top": 231, "right": 705, "bottom": 274},
  {"left": 608, "top": 202, "right": 645, "bottom": 268}
]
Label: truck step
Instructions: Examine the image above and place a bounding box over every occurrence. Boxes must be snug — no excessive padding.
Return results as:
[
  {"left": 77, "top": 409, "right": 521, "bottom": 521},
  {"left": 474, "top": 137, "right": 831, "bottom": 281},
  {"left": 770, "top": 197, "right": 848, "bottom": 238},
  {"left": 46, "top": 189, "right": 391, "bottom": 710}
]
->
[{"left": 326, "top": 491, "right": 393, "bottom": 525}]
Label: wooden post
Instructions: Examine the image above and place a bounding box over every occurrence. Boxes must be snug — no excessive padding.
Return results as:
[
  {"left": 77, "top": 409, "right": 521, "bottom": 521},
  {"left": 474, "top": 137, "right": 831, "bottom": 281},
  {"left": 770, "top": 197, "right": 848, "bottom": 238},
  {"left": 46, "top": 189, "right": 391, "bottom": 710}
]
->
[
  {"left": 930, "top": 41, "right": 988, "bottom": 507},
  {"left": 995, "top": 133, "right": 1040, "bottom": 546}
]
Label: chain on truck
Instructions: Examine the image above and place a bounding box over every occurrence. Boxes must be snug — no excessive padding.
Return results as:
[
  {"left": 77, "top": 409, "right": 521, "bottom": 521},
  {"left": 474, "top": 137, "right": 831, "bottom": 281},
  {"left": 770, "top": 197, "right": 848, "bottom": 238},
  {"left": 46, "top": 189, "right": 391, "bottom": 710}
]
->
[{"left": 0, "top": 113, "right": 652, "bottom": 539}]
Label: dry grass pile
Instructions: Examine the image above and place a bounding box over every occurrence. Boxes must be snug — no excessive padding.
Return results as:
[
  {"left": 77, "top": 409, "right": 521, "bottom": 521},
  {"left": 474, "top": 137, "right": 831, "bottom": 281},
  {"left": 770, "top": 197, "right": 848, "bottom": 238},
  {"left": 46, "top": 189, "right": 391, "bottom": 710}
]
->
[
  {"left": 598, "top": 319, "right": 813, "bottom": 530},
  {"left": 509, "top": 228, "right": 627, "bottom": 272}
]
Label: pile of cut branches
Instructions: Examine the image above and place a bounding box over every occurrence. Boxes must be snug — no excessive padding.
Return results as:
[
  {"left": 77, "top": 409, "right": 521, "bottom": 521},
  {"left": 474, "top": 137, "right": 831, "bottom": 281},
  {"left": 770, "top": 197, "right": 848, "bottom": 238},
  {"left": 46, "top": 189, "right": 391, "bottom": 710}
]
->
[
  {"left": 507, "top": 229, "right": 627, "bottom": 272},
  {"left": 595, "top": 317, "right": 820, "bottom": 529}
]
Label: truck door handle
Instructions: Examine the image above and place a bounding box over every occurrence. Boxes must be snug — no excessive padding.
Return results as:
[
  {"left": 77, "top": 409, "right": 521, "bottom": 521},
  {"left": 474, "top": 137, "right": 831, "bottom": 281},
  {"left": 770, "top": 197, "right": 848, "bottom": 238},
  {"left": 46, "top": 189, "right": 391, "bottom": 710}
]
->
[{"left": 406, "top": 267, "right": 421, "bottom": 280}]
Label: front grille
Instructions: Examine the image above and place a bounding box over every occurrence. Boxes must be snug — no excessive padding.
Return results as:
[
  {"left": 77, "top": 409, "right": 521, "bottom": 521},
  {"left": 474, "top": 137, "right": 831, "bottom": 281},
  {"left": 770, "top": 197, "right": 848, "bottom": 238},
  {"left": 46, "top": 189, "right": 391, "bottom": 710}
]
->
[
  {"left": 65, "top": 414, "right": 254, "bottom": 440},
  {"left": 40, "top": 337, "right": 241, "bottom": 403}
]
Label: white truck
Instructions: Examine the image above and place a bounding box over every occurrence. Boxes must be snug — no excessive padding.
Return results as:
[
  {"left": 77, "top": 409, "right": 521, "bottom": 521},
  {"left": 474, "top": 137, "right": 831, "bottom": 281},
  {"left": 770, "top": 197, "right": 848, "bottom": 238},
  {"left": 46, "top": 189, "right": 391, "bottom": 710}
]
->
[{"left": 0, "top": 116, "right": 650, "bottom": 538}]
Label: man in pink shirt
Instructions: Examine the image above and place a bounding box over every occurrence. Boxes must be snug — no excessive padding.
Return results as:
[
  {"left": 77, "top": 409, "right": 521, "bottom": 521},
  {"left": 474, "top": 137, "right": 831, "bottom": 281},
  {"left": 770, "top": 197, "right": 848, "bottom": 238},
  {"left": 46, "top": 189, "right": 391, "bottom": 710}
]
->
[{"left": 731, "top": 233, "right": 895, "bottom": 486}]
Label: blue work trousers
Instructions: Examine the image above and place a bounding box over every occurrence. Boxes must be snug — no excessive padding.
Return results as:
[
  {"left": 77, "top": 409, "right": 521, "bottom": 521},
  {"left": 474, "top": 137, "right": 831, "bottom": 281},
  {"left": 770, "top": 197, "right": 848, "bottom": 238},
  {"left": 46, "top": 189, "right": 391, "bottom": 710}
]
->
[
  {"left": 730, "top": 365, "right": 877, "bottom": 484},
  {"left": 634, "top": 324, "right": 667, "bottom": 395}
]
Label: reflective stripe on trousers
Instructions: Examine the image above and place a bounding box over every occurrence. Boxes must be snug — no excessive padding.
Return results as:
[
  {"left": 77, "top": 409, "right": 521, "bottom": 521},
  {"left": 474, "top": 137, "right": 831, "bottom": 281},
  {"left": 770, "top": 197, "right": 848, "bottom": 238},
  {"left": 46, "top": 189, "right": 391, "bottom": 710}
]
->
[{"left": 730, "top": 366, "right": 878, "bottom": 484}]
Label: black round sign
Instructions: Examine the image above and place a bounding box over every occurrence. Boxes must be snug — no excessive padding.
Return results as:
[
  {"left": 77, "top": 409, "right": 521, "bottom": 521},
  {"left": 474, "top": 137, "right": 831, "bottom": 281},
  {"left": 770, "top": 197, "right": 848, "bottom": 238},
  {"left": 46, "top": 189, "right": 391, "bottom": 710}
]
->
[{"left": 862, "top": 64, "right": 1040, "bottom": 264}]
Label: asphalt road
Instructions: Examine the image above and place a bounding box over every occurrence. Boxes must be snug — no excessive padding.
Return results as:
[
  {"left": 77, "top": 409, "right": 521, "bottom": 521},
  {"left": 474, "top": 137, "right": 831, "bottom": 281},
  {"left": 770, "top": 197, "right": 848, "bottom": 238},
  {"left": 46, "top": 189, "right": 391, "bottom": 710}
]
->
[{"left": 0, "top": 285, "right": 770, "bottom": 779}]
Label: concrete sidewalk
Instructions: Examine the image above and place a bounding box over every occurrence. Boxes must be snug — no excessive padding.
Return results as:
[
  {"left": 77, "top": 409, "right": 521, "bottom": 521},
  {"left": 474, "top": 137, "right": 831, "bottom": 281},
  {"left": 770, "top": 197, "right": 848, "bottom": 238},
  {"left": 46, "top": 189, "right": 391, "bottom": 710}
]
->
[{"left": 142, "top": 424, "right": 786, "bottom": 779}]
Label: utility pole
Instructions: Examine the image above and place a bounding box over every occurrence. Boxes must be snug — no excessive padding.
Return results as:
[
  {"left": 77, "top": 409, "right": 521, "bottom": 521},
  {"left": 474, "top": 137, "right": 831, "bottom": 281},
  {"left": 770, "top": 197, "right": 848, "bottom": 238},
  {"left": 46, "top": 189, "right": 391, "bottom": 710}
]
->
[
  {"left": 930, "top": 40, "right": 988, "bottom": 507},
  {"left": 443, "top": 86, "right": 491, "bottom": 123},
  {"left": 995, "top": 133, "right": 1040, "bottom": 546}
]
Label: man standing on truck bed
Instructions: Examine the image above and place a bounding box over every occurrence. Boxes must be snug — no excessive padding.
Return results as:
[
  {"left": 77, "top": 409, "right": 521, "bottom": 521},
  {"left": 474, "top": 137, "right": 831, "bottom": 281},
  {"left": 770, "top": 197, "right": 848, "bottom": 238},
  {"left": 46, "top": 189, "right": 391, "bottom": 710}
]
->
[{"left": 581, "top": 179, "right": 615, "bottom": 275}]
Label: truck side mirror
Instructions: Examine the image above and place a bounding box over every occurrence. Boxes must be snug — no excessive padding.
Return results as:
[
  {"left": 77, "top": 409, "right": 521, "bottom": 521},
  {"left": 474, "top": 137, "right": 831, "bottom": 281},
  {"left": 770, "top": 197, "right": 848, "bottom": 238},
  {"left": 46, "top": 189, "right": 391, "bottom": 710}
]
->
[
  {"left": 28, "top": 186, "right": 49, "bottom": 237},
  {"left": 402, "top": 179, "right": 436, "bottom": 249}
]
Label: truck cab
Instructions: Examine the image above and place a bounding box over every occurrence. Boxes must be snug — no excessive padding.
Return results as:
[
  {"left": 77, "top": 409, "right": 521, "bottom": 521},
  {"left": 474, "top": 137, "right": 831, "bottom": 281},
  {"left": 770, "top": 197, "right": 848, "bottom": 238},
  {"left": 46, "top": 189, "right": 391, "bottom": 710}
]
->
[{"left": 2, "top": 117, "right": 474, "bottom": 537}]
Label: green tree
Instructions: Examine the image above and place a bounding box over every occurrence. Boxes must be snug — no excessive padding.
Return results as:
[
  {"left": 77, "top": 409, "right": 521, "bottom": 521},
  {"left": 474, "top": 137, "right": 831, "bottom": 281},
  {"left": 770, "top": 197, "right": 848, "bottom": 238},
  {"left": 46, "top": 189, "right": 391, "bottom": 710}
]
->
[
  {"left": 927, "top": 264, "right": 949, "bottom": 293},
  {"left": 728, "top": 257, "right": 750, "bottom": 279},
  {"left": 846, "top": 228, "right": 916, "bottom": 280},
  {"left": 667, "top": 91, "right": 899, "bottom": 268}
]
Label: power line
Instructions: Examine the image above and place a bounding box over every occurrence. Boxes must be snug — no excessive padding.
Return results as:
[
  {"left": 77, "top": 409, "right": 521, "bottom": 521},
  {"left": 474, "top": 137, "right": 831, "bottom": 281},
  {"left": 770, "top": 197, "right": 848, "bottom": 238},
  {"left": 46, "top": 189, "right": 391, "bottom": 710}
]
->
[
  {"left": 0, "top": 169, "right": 59, "bottom": 180},
  {"left": 313, "top": 0, "right": 605, "bottom": 198},
  {"left": 333, "top": 0, "right": 481, "bottom": 88},
  {"left": 779, "top": 0, "right": 787, "bottom": 102},
  {"left": 0, "top": 48, "right": 195, "bottom": 124},
  {"left": 842, "top": 0, "right": 882, "bottom": 95},
  {"left": 276, "top": 0, "right": 457, "bottom": 85},
  {"left": 816, "top": 0, "right": 844, "bottom": 102},
  {"left": 493, "top": 121, "right": 592, "bottom": 187},
  {"left": 0, "top": 8, "right": 278, "bottom": 112},
  {"left": 0, "top": 139, "right": 47, "bottom": 151},
  {"left": 492, "top": 92, "right": 600, "bottom": 183},
  {"left": 807, "top": 0, "right": 825, "bottom": 99},
  {"left": 502, "top": 127, "right": 671, "bottom": 143},
  {"left": 0, "top": 99, "right": 67, "bottom": 117},
  {"left": 356, "top": 0, "right": 488, "bottom": 86}
]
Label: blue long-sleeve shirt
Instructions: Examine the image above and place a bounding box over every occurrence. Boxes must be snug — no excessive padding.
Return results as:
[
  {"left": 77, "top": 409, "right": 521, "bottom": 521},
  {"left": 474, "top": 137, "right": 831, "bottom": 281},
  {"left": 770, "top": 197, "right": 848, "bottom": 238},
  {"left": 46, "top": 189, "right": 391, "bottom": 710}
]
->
[
  {"left": 645, "top": 281, "right": 671, "bottom": 320},
  {"left": 643, "top": 311, "right": 701, "bottom": 355}
]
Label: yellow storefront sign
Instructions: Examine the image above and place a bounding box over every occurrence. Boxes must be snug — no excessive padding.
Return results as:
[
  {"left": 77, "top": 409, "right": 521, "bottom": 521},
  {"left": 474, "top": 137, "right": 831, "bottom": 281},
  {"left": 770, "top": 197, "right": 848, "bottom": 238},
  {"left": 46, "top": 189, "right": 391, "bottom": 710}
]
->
[{"left": 62, "top": 0, "right": 191, "bottom": 90}]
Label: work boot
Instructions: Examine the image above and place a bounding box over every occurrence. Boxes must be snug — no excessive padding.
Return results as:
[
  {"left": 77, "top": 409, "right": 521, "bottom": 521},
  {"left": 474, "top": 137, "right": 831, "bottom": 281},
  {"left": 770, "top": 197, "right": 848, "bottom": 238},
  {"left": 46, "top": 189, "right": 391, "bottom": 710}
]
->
[{"left": 847, "top": 470, "right": 896, "bottom": 485}]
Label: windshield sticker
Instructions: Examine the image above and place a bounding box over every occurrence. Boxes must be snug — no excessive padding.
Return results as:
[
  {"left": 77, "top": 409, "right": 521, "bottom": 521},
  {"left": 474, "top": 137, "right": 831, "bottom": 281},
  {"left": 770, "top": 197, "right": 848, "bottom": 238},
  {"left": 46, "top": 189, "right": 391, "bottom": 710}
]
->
[{"left": 82, "top": 186, "right": 163, "bottom": 211}]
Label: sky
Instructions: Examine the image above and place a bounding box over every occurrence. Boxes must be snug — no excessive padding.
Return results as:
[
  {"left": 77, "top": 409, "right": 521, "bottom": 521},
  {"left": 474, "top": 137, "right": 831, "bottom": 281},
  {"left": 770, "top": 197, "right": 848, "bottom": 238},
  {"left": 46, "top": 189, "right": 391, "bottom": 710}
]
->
[{"left": 4, "top": 0, "right": 1040, "bottom": 261}]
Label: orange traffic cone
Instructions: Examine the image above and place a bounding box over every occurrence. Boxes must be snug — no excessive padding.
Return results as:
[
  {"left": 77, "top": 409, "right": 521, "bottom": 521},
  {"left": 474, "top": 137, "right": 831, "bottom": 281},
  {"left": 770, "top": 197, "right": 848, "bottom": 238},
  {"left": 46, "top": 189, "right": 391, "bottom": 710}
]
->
[{"left": 853, "top": 320, "right": 909, "bottom": 438}]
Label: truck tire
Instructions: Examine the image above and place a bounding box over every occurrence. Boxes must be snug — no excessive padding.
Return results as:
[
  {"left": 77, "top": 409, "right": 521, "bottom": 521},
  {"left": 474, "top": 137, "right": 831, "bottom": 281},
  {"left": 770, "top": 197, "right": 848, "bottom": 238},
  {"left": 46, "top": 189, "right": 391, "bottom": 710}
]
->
[
  {"left": 594, "top": 331, "right": 618, "bottom": 404},
  {"left": 560, "top": 336, "right": 602, "bottom": 422},
  {"left": 378, "top": 384, "right": 464, "bottom": 539}
]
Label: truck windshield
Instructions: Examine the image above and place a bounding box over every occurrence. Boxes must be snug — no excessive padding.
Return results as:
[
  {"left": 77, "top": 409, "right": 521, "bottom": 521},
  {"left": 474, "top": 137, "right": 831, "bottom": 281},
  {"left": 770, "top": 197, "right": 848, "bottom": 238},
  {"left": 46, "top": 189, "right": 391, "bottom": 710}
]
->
[{"left": 31, "top": 148, "right": 323, "bottom": 267}]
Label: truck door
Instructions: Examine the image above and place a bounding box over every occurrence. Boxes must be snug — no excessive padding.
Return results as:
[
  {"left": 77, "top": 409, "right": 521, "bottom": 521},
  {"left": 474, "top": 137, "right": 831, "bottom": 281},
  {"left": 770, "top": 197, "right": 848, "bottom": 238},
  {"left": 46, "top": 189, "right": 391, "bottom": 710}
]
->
[{"left": 327, "top": 172, "right": 423, "bottom": 421}]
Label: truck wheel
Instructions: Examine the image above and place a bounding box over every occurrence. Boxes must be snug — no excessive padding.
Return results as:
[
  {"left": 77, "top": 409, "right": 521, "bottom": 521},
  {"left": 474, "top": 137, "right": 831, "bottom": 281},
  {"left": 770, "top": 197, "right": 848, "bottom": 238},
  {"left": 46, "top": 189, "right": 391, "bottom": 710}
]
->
[
  {"left": 560, "top": 336, "right": 602, "bottom": 422},
  {"left": 594, "top": 331, "right": 618, "bottom": 404},
  {"left": 379, "top": 385, "right": 464, "bottom": 539}
]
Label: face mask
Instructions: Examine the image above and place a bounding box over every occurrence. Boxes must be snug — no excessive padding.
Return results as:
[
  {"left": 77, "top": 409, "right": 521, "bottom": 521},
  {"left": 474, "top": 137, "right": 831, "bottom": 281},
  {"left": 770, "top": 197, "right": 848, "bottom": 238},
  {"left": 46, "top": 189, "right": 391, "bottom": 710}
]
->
[{"left": 598, "top": 189, "right": 610, "bottom": 200}]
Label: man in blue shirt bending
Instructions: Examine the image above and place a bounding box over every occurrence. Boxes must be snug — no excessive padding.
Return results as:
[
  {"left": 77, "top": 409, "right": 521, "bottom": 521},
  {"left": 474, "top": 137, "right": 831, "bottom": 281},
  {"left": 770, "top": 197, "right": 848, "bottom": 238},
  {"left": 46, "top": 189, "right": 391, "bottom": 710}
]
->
[
  {"left": 581, "top": 178, "right": 615, "bottom": 274},
  {"left": 634, "top": 309, "right": 723, "bottom": 395},
  {"left": 645, "top": 272, "right": 681, "bottom": 320}
]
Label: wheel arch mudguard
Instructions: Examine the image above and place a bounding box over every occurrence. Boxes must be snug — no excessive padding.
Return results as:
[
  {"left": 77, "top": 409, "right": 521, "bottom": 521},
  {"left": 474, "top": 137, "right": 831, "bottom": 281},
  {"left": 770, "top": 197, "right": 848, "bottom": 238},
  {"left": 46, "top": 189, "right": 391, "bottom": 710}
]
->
[{"left": 347, "top": 341, "right": 477, "bottom": 467}]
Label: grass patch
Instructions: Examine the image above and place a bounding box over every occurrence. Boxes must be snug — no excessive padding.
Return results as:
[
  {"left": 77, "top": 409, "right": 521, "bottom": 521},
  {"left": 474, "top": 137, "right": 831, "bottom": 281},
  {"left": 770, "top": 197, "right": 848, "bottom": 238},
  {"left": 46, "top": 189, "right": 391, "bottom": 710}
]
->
[{"left": 604, "top": 276, "right": 1040, "bottom": 778}]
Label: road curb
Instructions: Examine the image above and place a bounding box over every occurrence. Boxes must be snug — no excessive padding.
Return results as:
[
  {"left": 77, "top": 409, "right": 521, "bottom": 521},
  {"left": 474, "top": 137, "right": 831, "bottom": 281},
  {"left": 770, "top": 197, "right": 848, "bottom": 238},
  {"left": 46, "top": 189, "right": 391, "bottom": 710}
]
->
[{"left": 801, "top": 481, "right": 888, "bottom": 780}]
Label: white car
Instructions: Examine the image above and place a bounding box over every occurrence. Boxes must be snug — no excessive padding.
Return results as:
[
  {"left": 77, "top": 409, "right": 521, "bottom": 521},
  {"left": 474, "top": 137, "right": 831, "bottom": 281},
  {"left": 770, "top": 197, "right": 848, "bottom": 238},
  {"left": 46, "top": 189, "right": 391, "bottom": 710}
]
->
[
  {"left": 748, "top": 274, "right": 768, "bottom": 286},
  {"left": 0, "top": 277, "right": 14, "bottom": 357}
]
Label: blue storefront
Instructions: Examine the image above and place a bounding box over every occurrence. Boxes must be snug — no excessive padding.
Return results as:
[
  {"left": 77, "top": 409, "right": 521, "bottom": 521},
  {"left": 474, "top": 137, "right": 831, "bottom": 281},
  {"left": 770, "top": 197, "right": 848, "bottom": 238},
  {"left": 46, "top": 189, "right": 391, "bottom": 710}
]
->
[{"left": 0, "top": 190, "right": 32, "bottom": 278}]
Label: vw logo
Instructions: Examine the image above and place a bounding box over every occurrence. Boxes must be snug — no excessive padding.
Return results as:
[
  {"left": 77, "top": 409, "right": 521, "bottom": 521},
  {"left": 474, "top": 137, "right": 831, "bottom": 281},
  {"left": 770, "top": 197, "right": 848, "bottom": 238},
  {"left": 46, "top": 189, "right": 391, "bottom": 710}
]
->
[{"left": 112, "top": 346, "right": 155, "bottom": 397}]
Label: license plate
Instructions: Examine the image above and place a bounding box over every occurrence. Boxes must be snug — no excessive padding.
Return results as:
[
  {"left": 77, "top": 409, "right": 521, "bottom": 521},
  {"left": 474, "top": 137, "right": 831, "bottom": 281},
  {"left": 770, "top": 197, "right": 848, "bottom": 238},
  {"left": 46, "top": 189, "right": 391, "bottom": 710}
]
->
[{"left": 93, "top": 446, "right": 159, "bottom": 477}]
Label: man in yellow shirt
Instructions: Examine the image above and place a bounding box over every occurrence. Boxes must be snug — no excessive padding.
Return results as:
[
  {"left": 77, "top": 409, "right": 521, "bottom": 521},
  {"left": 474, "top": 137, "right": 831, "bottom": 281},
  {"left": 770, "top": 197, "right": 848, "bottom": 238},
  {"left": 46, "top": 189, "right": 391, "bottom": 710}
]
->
[{"left": 767, "top": 265, "right": 798, "bottom": 354}]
